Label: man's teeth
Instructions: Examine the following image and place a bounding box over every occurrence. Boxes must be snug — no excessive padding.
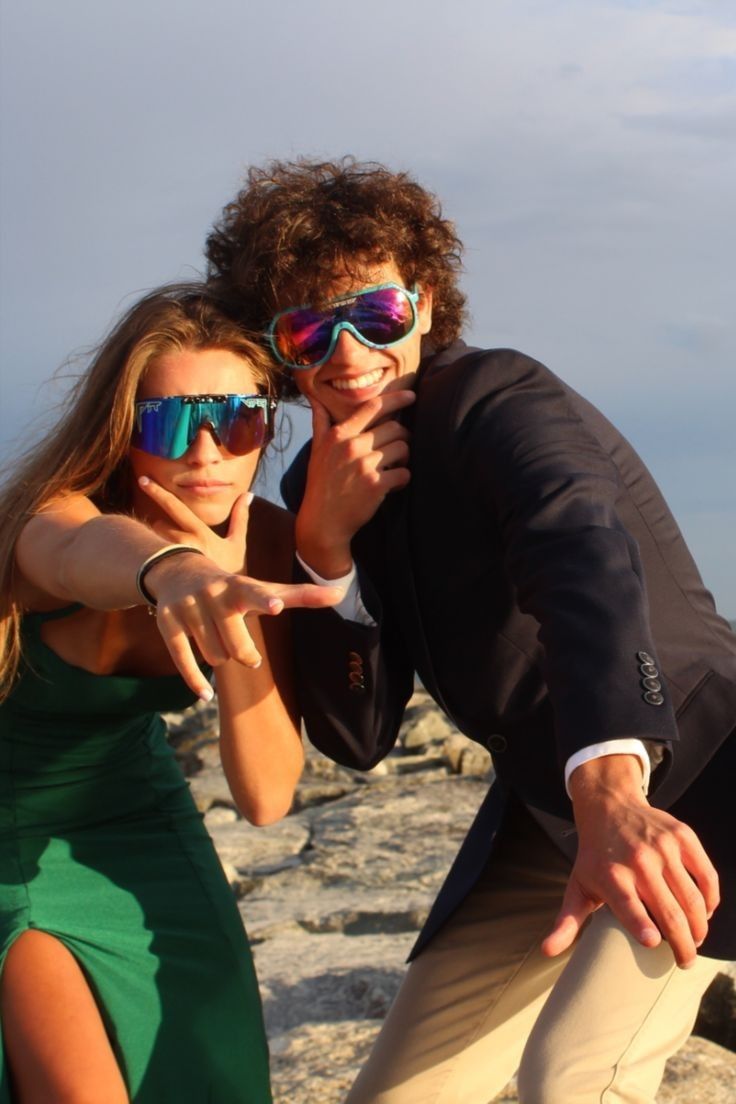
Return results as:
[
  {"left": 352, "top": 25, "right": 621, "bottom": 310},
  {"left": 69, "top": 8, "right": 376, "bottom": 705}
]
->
[{"left": 330, "top": 369, "right": 384, "bottom": 391}]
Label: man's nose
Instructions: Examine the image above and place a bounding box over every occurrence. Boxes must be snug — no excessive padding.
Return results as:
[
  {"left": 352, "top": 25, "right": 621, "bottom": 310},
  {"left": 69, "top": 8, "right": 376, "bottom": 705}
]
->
[{"left": 328, "top": 327, "right": 372, "bottom": 365}]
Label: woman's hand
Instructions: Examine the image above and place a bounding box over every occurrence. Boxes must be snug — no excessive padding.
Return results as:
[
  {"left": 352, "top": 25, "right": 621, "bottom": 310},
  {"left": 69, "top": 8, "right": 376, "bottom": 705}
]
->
[
  {"left": 137, "top": 475, "right": 249, "bottom": 573},
  {"left": 143, "top": 550, "right": 344, "bottom": 702}
]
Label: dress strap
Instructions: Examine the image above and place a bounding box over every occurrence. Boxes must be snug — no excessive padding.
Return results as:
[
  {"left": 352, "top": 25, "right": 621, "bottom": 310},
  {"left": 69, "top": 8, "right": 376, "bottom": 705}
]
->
[{"left": 24, "top": 603, "right": 84, "bottom": 624}]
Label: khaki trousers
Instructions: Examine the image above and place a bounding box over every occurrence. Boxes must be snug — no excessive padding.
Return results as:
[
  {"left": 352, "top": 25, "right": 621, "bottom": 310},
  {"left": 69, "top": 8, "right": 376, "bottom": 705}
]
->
[{"left": 346, "top": 800, "right": 719, "bottom": 1104}]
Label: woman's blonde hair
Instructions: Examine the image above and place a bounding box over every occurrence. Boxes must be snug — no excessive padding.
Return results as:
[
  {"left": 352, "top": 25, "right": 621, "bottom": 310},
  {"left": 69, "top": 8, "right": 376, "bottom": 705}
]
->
[{"left": 0, "top": 283, "right": 278, "bottom": 701}]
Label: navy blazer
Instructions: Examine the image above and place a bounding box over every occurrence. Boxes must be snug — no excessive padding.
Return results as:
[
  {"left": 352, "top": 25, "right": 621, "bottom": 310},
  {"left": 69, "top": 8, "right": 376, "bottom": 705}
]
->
[{"left": 283, "top": 342, "right": 736, "bottom": 958}]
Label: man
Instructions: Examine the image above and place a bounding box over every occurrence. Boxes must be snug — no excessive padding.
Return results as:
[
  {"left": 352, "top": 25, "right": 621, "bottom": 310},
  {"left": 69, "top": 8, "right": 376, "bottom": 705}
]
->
[{"left": 206, "top": 159, "right": 736, "bottom": 1103}]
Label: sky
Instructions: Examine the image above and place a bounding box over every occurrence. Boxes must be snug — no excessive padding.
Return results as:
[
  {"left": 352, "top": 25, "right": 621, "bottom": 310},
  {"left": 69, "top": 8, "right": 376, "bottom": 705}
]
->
[{"left": 0, "top": 0, "right": 734, "bottom": 614}]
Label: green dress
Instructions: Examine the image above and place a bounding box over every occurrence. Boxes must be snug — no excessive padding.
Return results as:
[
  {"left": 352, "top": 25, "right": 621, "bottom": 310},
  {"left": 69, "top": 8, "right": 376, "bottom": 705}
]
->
[{"left": 0, "top": 607, "right": 272, "bottom": 1102}]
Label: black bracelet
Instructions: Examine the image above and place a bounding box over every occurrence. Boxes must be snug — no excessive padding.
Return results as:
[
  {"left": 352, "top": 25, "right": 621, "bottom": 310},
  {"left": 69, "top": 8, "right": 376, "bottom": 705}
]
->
[{"left": 135, "top": 544, "right": 204, "bottom": 607}]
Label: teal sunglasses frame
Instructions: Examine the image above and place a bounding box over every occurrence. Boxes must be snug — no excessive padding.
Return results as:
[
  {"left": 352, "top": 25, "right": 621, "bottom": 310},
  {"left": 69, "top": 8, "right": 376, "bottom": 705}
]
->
[
  {"left": 267, "top": 282, "right": 421, "bottom": 370},
  {"left": 131, "top": 393, "right": 277, "bottom": 459}
]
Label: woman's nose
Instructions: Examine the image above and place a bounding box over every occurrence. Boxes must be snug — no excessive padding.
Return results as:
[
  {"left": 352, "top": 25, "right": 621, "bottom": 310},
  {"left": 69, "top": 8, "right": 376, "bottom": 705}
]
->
[{"left": 184, "top": 424, "right": 223, "bottom": 463}]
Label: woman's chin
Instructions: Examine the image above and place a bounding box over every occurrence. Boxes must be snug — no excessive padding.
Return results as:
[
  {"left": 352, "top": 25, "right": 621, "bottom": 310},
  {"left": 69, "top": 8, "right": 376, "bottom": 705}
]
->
[{"left": 190, "top": 502, "right": 233, "bottom": 529}]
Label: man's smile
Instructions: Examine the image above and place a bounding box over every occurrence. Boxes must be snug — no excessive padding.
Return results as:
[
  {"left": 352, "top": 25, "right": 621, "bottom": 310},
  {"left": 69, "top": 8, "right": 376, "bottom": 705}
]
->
[{"left": 328, "top": 368, "right": 386, "bottom": 392}]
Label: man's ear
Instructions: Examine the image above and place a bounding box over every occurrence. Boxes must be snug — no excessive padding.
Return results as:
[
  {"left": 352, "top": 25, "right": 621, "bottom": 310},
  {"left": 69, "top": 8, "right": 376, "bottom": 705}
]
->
[{"left": 417, "top": 287, "right": 433, "bottom": 335}]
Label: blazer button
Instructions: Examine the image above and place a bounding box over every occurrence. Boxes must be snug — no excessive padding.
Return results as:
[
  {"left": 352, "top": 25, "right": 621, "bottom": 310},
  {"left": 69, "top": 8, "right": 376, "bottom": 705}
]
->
[
  {"left": 643, "top": 690, "right": 664, "bottom": 706},
  {"left": 488, "top": 735, "right": 507, "bottom": 753},
  {"left": 639, "top": 662, "right": 659, "bottom": 678},
  {"left": 641, "top": 676, "right": 662, "bottom": 692},
  {"left": 637, "top": 650, "right": 655, "bottom": 665}
]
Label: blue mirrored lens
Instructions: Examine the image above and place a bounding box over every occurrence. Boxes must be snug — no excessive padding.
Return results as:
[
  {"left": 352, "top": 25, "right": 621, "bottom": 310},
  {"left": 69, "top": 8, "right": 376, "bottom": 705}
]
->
[{"left": 132, "top": 395, "right": 274, "bottom": 459}]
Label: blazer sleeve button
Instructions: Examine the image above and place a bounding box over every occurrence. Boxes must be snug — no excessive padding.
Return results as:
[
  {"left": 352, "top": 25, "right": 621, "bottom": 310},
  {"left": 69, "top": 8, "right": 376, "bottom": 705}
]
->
[
  {"left": 488, "top": 735, "right": 507, "bottom": 753},
  {"left": 643, "top": 690, "right": 664, "bottom": 706},
  {"left": 641, "top": 676, "right": 662, "bottom": 692}
]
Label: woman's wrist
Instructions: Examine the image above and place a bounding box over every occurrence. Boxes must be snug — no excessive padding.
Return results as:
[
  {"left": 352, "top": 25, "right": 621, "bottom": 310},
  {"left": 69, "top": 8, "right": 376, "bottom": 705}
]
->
[{"left": 136, "top": 545, "right": 204, "bottom": 606}]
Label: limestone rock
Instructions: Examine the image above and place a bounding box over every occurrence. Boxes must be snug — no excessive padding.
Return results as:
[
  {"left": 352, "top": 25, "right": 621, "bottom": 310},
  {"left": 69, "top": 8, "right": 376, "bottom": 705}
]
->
[
  {"left": 658, "top": 1036, "right": 736, "bottom": 1102},
  {"left": 163, "top": 697, "right": 736, "bottom": 1104},
  {"left": 188, "top": 764, "right": 240, "bottom": 813},
  {"left": 269, "top": 1020, "right": 379, "bottom": 1104},
  {"left": 695, "top": 963, "right": 736, "bottom": 1052},
  {"left": 400, "top": 697, "right": 457, "bottom": 751},
  {"left": 208, "top": 813, "right": 311, "bottom": 877}
]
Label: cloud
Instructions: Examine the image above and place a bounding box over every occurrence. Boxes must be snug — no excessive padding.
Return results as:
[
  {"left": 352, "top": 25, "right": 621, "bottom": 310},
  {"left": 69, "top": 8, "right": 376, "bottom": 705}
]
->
[
  {"left": 622, "top": 107, "right": 736, "bottom": 141},
  {"left": 1, "top": 0, "right": 734, "bottom": 611}
]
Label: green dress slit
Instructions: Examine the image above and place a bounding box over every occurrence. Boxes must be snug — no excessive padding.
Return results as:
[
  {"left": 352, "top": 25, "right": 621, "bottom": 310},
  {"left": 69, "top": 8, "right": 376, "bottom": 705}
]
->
[{"left": 0, "top": 607, "right": 272, "bottom": 1102}]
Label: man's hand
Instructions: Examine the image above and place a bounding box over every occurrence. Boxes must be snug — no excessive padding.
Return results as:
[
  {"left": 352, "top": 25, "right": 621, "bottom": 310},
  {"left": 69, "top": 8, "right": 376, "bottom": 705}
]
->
[
  {"left": 295, "top": 390, "right": 415, "bottom": 579},
  {"left": 542, "top": 754, "right": 720, "bottom": 967}
]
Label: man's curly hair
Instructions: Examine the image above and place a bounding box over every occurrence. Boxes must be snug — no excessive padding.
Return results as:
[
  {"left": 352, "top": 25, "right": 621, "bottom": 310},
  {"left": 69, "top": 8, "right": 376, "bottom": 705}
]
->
[{"left": 205, "top": 157, "right": 466, "bottom": 355}]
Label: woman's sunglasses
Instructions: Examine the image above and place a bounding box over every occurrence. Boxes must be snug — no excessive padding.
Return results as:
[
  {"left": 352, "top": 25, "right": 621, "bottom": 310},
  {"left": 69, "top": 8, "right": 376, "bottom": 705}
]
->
[
  {"left": 267, "top": 282, "right": 420, "bottom": 370},
  {"left": 131, "top": 394, "right": 277, "bottom": 459}
]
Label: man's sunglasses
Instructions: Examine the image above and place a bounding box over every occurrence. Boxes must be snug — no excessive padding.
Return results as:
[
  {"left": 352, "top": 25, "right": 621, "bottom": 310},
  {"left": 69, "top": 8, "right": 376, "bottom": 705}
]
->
[
  {"left": 131, "top": 394, "right": 277, "bottom": 459},
  {"left": 267, "top": 282, "right": 420, "bottom": 370}
]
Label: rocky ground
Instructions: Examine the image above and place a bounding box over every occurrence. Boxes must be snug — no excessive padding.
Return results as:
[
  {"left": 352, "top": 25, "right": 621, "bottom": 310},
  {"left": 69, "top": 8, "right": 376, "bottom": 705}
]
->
[{"left": 166, "top": 691, "right": 736, "bottom": 1103}]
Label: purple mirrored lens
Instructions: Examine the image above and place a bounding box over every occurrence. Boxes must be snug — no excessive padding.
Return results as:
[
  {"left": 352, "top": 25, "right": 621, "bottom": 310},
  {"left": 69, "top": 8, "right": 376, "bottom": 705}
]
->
[
  {"left": 273, "top": 286, "right": 415, "bottom": 367},
  {"left": 273, "top": 311, "right": 335, "bottom": 367},
  {"left": 225, "top": 403, "right": 269, "bottom": 454},
  {"left": 344, "top": 287, "right": 413, "bottom": 343}
]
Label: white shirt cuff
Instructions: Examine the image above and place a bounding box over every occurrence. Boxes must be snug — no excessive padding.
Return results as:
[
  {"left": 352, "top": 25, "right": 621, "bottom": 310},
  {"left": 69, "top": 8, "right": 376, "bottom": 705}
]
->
[
  {"left": 295, "top": 552, "right": 375, "bottom": 627},
  {"left": 565, "top": 739, "right": 652, "bottom": 797}
]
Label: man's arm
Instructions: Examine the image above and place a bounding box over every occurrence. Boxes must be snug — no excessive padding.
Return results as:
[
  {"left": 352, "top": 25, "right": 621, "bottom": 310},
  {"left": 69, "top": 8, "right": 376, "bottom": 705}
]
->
[
  {"left": 543, "top": 752, "right": 720, "bottom": 967},
  {"left": 282, "top": 392, "right": 417, "bottom": 768},
  {"left": 288, "top": 558, "right": 415, "bottom": 769},
  {"left": 458, "top": 351, "right": 718, "bottom": 963}
]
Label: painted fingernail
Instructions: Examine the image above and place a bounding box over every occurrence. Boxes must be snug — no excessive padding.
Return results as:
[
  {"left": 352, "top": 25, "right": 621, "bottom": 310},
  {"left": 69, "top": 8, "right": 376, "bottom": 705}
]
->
[
  {"left": 245, "top": 491, "right": 254, "bottom": 505},
  {"left": 139, "top": 476, "right": 150, "bottom": 486},
  {"left": 199, "top": 685, "right": 214, "bottom": 702}
]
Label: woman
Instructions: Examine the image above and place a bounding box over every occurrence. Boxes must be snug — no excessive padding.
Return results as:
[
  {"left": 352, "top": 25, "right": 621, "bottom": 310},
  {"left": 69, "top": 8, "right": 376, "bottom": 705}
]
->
[{"left": 0, "top": 286, "right": 341, "bottom": 1103}]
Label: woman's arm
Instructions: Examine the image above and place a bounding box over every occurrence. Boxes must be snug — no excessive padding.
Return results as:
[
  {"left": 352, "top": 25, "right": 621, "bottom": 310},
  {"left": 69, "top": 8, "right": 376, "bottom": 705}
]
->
[
  {"left": 215, "top": 501, "right": 303, "bottom": 824},
  {"left": 15, "top": 494, "right": 341, "bottom": 705},
  {"left": 16, "top": 494, "right": 175, "bottom": 610},
  {"left": 134, "top": 482, "right": 312, "bottom": 825}
]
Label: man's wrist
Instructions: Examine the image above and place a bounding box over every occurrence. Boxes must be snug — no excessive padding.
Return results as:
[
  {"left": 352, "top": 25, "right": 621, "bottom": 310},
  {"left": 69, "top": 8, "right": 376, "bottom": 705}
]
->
[
  {"left": 296, "top": 552, "right": 356, "bottom": 590},
  {"left": 294, "top": 526, "right": 353, "bottom": 580},
  {"left": 568, "top": 752, "right": 650, "bottom": 807},
  {"left": 565, "top": 740, "right": 652, "bottom": 798},
  {"left": 296, "top": 552, "right": 374, "bottom": 627}
]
